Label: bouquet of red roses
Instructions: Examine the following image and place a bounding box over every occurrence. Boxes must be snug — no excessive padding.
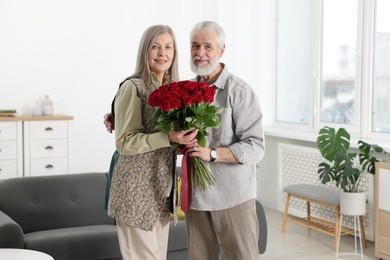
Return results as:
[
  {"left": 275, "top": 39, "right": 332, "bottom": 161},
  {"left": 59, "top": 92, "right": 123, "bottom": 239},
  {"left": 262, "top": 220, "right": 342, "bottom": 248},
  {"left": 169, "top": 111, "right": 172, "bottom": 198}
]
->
[{"left": 147, "top": 80, "right": 222, "bottom": 191}]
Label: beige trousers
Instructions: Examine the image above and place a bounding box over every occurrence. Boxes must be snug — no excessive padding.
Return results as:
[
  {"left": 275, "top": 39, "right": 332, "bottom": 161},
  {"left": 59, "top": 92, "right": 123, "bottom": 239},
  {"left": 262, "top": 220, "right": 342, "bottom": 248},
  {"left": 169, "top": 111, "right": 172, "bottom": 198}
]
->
[
  {"left": 116, "top": 198, "right": 171, "bottom": 260},
  {"left": 186, "top": 199, "right": 260, "bottom": 260}
]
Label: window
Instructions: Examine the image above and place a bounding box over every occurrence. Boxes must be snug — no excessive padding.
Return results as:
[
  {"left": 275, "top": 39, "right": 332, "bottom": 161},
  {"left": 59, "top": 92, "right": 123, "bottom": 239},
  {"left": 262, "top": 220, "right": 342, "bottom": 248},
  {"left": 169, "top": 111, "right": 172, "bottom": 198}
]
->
[
  {"left": 320, "top": 0, "right": 359, "bottom": 125},
  {"left": 372, "top": 0, "right": 390, "bottom": 133},
  {"left": 275, "top": 0, "right": 390, "bottom": 138},
  {"left": 275, "top": 0, "right": 312, "bottom": 124}
]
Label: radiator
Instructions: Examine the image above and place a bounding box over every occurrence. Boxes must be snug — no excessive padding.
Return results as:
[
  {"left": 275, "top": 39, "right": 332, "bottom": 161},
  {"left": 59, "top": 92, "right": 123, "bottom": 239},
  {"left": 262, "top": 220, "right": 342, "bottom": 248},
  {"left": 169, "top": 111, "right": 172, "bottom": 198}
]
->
[{"left": 278, "top": 143, "right": 374, "bottom": 241}]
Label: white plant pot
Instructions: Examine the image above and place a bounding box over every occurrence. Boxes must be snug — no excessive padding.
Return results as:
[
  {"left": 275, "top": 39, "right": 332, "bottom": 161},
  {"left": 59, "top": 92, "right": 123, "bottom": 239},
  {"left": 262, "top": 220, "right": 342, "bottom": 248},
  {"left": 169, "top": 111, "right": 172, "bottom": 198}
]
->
[{"left": 340, "top": 191, "right": 366, "bottom": 216}]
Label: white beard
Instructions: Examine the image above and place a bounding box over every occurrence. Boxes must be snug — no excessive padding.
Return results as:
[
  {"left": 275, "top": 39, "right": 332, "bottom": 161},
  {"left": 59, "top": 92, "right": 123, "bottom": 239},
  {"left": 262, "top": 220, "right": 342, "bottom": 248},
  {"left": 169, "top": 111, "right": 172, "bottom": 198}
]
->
[{"left": 190, "top": 56, "right": 220, "bottom": 76}]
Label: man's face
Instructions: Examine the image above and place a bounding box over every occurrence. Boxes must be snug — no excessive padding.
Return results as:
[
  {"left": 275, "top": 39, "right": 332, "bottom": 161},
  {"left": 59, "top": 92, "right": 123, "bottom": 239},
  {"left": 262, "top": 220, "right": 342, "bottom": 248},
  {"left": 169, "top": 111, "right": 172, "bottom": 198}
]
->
[{"left": 190, "top": 29, "right": 224, "bottom": 76}]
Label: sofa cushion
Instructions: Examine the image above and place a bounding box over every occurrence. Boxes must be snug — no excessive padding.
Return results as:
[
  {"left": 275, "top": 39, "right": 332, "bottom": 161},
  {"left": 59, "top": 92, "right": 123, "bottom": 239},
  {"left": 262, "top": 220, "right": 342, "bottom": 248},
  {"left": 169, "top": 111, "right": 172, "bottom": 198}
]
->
[
  {"left": 24, "top": 224, "right": 121, "bottom": 260},
  {"left": 0, "top": 173, "right": 115, "bottom": 233},
  {"left": 283, "top": 184, "right": 340, "bottom": 206}
]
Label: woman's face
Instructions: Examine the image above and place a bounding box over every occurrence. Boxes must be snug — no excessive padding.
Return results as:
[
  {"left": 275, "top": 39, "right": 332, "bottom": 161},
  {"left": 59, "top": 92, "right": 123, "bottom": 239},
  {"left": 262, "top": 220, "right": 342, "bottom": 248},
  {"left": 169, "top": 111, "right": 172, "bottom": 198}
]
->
[{"left": 148, "top": 32, "right": 175, "bottom": 80}]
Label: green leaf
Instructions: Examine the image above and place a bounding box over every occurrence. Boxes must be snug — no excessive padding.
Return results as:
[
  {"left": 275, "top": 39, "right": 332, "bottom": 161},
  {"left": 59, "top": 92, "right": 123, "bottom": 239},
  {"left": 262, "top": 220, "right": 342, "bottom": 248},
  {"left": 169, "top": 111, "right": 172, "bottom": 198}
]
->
[
  {"left": 358, "top": 140, "right": 387, "bottom": 174},
  {"left": 317, "top": 162, "right": 335, "bottom": 185},
  {"left": 155, "top": 123, "right": 171, "bottom": 133},
  {"left": 334, "top": 152, "right": 357, "bottom": 178},
  {"left": 317, "top": 126, "right": 350, "bottom": 161},
  {"left": 198, "top": 136, "right": 206, "bottom": 147}
]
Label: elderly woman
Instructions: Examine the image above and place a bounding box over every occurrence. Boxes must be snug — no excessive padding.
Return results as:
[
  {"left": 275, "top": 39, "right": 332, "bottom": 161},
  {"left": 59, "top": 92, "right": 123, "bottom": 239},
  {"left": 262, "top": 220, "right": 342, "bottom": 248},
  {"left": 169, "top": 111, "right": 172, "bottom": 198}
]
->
[{"left": 107, "top": 25, "right": 197, "bottom": 260}]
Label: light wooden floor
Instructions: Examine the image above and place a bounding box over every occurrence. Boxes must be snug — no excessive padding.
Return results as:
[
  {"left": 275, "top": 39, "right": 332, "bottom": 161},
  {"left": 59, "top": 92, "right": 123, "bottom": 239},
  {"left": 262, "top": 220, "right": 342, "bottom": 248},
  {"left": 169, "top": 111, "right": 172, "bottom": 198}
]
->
[{"left": 262, "top": 206, "right": 378, "bottom": 260}]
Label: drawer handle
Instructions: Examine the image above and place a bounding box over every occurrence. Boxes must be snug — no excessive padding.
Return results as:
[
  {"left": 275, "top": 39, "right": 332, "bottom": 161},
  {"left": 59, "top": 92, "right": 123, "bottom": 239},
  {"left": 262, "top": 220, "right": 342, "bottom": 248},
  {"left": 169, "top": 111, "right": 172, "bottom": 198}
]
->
[
  {"left": 45, "top": 127, "right": 53, "bottom": 131},
  {"left": 45, "top": 164, "right": 54, "bottom": 169},
  {"left": 45, "top": 146, "right": 54, "bottom": 150}
]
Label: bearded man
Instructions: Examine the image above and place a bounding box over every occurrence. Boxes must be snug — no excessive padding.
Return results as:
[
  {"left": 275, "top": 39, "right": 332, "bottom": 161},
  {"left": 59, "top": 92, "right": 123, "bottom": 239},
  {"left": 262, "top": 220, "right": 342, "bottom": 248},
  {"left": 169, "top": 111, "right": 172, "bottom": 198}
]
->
[{"left": 184, "top": 21, "right": 265, "bottom": 260}]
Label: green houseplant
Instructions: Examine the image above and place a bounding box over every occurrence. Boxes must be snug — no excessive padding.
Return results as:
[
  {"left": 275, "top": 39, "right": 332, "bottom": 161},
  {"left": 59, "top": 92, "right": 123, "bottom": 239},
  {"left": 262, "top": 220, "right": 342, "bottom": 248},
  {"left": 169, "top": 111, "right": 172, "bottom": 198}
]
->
[{"left": 316, "top": 126, "right": 386, "bottom": 193}]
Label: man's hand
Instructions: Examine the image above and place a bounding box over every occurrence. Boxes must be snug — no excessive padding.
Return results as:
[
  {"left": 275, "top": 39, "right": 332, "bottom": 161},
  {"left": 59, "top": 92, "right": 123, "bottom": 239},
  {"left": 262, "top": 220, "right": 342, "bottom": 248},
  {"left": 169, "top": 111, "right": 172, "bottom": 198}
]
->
[
  {"left": 188, "top": 146, "right": 239, "bottom": 163},
  {"left": 103, "top": 113, "right": 115, "bottom": 133},
  {"left": 168, "top": 128, "right": 198, "bottom": 146}
]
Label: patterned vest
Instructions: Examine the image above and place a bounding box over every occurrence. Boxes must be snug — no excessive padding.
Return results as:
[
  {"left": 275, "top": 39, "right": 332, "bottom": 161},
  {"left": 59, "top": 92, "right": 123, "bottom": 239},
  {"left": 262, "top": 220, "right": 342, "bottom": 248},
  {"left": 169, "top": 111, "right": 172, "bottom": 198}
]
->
[{"left": 108, "top": 78, "right": 176, "bottom": 231}]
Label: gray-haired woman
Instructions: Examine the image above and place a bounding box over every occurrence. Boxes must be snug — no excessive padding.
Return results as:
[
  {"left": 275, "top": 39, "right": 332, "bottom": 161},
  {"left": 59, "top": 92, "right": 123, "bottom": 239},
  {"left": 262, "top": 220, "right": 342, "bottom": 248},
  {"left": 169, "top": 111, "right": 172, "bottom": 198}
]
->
[{"left": 107, "top": 25, "right": 197, "bottom": 260}]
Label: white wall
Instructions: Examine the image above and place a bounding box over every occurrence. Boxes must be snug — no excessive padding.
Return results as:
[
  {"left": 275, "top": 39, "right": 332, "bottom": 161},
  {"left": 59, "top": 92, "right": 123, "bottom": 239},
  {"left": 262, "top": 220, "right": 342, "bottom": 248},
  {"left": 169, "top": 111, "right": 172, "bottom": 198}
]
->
[{"left": 0, "top": 0, "right": 274, "bottom": 174}]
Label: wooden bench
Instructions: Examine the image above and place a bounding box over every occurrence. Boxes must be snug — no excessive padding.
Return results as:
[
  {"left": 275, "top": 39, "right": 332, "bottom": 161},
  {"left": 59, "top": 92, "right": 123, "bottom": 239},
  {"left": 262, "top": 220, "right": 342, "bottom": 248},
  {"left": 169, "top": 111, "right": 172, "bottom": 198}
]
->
[{"left": 281, "top": 184, "right": 366, "bottom": 250}]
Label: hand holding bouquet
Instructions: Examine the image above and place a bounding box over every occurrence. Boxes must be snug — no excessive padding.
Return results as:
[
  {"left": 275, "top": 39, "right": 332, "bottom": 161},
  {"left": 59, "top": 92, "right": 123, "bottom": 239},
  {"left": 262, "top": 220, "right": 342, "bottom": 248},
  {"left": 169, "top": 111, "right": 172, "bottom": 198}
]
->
[{"left": 147, "top": 80, "right": 222, "bottom": 191}]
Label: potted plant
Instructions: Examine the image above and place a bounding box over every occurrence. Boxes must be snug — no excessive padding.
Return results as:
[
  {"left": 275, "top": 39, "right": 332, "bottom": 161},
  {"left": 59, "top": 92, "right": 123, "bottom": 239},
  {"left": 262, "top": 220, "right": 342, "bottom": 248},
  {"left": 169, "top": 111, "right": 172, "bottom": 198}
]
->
[{"left": 316, "top": 126, "right": 387, "bottom": 215}]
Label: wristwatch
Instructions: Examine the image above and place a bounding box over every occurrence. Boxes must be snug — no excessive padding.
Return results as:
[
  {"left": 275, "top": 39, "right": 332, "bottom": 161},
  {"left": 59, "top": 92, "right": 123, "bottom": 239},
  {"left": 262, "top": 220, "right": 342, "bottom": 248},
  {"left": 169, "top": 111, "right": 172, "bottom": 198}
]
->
[{"left": 210, "top": 149, "right": 217, "bottom": 162}]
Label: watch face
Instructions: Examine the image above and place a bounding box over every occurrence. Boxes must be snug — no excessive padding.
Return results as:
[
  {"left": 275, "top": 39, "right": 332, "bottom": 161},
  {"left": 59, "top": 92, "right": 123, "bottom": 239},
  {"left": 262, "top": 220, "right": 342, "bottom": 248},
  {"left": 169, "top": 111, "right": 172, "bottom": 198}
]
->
[{"left": 211, "top": 150, "right": 217, "bottom": 159}]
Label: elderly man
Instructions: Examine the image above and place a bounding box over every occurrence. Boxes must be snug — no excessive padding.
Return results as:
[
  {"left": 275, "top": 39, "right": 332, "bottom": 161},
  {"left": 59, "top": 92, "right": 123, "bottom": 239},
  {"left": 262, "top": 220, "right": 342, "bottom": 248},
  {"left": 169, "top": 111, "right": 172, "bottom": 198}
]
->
[{"left": 184, "top": 21, "right": 265, "bottom": 260}]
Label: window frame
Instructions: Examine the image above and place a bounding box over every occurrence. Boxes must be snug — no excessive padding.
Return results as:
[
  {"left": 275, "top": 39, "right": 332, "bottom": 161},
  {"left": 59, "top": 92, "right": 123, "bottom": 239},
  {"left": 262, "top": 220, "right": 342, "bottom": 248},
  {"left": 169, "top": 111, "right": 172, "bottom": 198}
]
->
[{"left": 272, "top": 0, "right": 390, "bottom": 143}]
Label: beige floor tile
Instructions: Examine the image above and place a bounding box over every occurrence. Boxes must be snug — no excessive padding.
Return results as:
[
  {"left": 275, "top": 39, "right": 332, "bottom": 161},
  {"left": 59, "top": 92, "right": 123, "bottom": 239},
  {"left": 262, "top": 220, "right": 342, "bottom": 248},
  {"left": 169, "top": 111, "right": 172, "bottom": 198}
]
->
[{"left": 262, "top": 207, "right": 377, "bottom": 260}]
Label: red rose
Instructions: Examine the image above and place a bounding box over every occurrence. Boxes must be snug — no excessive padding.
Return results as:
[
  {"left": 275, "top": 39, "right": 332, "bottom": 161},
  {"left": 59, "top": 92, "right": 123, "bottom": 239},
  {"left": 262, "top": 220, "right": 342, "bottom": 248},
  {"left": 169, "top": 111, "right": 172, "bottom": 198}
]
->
[
  {"left": 148, "top": 91, "right": 161, "bottom": 107},
  {"left": 203, "top": 86, "right": 216, "bottom": 103},
  {"left": 182, "top": 81, "right": 198, "bottom": 92},
  {"left": 167, "top": 89, "right": 180, "bottom": 99},
  {"left": 170, "top": 97, "right": 182, "bottom": 110},
  {"left": 181, "top": 94, "right": 195, "bottom": 106},
  {"left": 193, "top": 90, "right": 204, "bottom": 104},
  {"left": 160, "top": 99, "right": 172, "bottom": 111},
  {"left": 168, "top": 83, "right": 181, "bottom": 92}
]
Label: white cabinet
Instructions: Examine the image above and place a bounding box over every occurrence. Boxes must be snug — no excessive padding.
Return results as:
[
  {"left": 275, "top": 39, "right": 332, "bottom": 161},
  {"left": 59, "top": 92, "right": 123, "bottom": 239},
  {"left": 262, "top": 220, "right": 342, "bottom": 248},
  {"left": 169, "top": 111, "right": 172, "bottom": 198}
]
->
[
  {"left": 0, "top": 121, "right": 22, "bottom": 179},
  {"left": 24, "top": 120, "right": 71, "bottom": 177},
  {"left": 375, "top": 162, "right": 390, "bottom": 259},
  {"left": 0, "top": 115, "right": 73, "bottom": 178}
]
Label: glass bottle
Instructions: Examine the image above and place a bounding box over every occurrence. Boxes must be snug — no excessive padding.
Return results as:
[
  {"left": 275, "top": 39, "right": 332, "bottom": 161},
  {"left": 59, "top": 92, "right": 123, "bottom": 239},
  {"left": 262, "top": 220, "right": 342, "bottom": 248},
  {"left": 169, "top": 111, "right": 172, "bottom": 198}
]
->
[
  {"left": 41, "top": 95, "right": 54, "bottom": 116},
  {"left": 32, "top": 96, "right": 42, "bottom": 116}
]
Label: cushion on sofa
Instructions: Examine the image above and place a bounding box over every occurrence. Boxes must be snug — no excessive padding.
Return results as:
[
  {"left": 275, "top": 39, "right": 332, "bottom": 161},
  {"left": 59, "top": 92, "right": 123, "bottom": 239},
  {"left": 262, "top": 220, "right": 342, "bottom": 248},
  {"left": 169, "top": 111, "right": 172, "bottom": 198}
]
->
[{"left": 0, "top": 173, "right": 115, "bottom": 233}]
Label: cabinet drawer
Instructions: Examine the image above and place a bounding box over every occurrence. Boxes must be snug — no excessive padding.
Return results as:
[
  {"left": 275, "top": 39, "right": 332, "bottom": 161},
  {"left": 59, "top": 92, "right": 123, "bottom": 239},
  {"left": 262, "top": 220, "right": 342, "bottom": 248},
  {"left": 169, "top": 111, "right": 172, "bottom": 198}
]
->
[
  {"left": 29, "top": 121, "right": 68, "bottom": 139},
  {"left": 0, "top": 140, "right": 17, "bottom": 160},
  {"left": 29, "top": 158, "right": 68, "bottom": 176},
  {"left": 0, "top": 160, "right": 18, "bottom": 179},
  {"left": 30, "top": 139, "right": 68, "bottom": 158},
  {"left": 379, "top": 169, "right": 390, "bottom": 211},
  {"left": 378, "top": 210, "right": 390, "bottom": 256},
  {"left": 0, "top": 122, "right": 17, "bottom": 140}
]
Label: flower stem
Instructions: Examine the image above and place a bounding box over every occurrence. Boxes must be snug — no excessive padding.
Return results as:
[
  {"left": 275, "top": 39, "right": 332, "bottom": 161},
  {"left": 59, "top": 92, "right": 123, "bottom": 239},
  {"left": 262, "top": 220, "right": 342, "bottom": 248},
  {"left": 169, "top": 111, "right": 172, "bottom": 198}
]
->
[{"left": 190, "top": 157, "right": 215, "bottom": 191}]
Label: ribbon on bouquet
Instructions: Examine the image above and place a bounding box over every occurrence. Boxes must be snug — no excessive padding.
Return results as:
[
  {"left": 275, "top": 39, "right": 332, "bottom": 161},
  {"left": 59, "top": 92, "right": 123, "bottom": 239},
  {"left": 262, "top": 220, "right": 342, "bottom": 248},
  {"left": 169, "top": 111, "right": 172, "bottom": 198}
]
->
[{"left": 178, "top": 146, "right": 192, "bottom": 213}]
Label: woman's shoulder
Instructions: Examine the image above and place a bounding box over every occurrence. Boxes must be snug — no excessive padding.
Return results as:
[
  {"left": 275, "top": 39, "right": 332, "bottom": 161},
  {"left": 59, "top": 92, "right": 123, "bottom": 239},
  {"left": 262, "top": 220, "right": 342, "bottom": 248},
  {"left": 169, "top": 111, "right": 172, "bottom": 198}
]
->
[
  {"left": 120, "top": 77, "right": 142, "bottom": 88},
  {"left": 118, "top": 77, "right": 144, "bottom": 92},
  {"left": 116, "top": 79, "right": 139, "bottom": 99}
]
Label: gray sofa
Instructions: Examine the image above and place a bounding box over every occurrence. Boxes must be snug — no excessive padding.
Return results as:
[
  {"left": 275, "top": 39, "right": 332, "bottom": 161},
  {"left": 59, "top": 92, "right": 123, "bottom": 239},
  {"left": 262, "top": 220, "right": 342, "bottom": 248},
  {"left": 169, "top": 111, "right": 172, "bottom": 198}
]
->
[{"left": 0, "top": 172, "right": 267, "bottom": 260}]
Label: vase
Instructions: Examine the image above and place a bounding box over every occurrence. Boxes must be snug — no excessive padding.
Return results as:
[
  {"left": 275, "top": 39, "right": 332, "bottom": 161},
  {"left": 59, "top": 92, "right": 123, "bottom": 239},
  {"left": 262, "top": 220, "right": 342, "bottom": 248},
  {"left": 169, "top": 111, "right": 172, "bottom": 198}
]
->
[
  {"left": 337, "top": 191, "right": 367, "bottom": 259},
  {"left": 32, "top": 97, "right": 42, "bottom": 116},
  {"left": 41, "top": 95, "right": 53, "bottom": 116},
  {"left": 340, "top": 191, "right": 366, "bottom": 216}
]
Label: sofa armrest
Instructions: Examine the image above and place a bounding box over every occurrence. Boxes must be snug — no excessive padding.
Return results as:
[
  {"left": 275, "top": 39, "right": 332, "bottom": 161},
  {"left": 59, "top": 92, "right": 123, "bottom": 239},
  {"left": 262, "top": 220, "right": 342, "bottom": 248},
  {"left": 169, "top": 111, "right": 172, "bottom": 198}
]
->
[
  {"left": 0, "top": 210, "right": 24, "bottom": 248},
  {"left": 168, "top": 220, "right": 187, "bottom": 252},
  {"left": 256, "top": 199, "right": 267, "bottom": 254}
]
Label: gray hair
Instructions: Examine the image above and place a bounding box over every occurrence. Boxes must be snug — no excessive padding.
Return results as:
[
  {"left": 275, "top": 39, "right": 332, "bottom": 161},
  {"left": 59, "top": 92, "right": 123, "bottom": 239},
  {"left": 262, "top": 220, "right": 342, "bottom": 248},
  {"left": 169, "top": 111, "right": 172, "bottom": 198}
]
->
[
  {"left": 132, "top": 25, "right": 179, "bottom": 84},
  {"left": 190, "top": 21, "right": 225, "bottom": 48}
]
